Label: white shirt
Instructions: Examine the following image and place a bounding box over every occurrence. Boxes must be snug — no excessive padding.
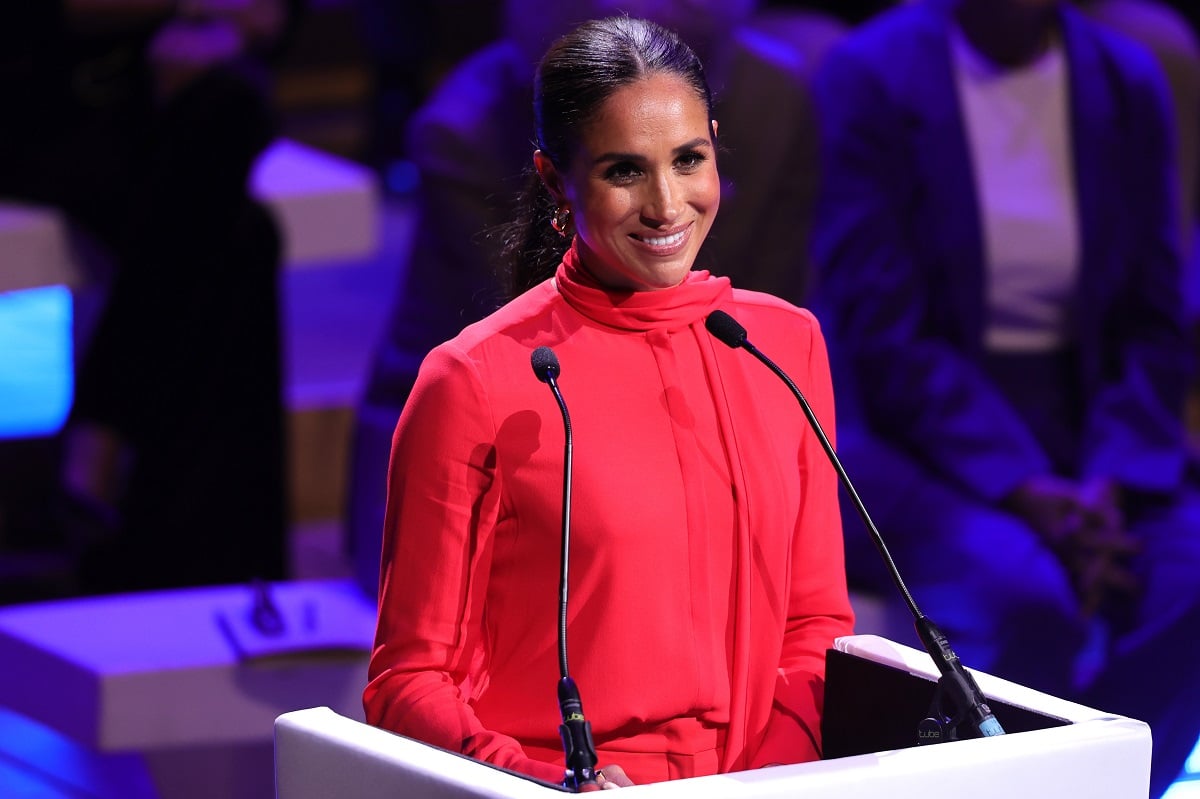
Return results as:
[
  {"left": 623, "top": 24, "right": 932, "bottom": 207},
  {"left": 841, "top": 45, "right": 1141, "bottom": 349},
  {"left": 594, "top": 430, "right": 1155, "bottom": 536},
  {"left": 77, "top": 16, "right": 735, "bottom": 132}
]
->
[{"left": 951, "top": 25, "right": 1080, "bottom": 353}]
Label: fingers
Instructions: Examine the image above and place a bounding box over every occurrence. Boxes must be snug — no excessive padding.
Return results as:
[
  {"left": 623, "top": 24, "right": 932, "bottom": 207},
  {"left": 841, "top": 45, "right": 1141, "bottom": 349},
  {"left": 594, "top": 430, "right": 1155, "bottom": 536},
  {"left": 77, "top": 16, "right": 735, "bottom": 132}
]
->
[
  {"left": 1007, "top": 476, "right": 1142, "bottom": 619},
  {"left": 1071, "top": 547, "right": 1141, "bottom": 619},
  {"left": 1004, "top": 475, "right": 1089, "bottom": 544},
  {"left": 1074, "top": 517, "right": 1141, "bottom": 555},
  {"left": 1075, "top": 552, "right": 1111, "bottom": 619},
  {"left": 1079, "top": 477, "right": 1124, "bottom": 527},
  {"left": 595, "top": 764, "right": 634, "bottom": 790}
]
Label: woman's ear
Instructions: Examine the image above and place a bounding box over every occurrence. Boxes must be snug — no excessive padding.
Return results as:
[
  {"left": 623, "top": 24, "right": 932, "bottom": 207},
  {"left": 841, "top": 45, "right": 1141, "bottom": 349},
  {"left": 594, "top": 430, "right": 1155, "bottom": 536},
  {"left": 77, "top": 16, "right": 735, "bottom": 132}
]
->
[{"left": 534, "top": 150, "right": 567, "bottom": 206}]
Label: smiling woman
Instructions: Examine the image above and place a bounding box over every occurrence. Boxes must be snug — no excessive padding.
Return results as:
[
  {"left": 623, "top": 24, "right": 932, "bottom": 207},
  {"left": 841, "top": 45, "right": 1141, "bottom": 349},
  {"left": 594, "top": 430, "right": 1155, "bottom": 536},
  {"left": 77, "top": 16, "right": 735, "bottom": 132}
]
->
[
  {"left": 531, "top": 73, "right": 720, "bottom": 292},
  {"left": 494, "top": 14, "right": 726, "bottom": 300},
  {"left": 363, "top": 16, "right": 854, "bottom": 792}
]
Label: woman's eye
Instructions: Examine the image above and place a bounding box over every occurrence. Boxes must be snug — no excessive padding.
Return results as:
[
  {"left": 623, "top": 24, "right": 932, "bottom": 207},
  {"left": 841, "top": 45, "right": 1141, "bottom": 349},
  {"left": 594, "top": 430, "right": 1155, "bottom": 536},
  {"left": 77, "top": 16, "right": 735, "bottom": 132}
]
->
[
  {"left": 604, "top": 163, "right": 641, "bottom": 182},
  {"left": 676, "top": 152, "right": 706, "bottom": 171}
]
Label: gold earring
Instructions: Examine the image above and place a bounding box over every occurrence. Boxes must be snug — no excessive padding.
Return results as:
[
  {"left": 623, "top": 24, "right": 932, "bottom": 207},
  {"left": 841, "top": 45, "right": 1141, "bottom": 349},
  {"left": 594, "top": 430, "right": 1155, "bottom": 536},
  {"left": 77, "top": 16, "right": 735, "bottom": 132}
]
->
[{"left": 550, "top": 206, "right": 572, "bottom": 237}]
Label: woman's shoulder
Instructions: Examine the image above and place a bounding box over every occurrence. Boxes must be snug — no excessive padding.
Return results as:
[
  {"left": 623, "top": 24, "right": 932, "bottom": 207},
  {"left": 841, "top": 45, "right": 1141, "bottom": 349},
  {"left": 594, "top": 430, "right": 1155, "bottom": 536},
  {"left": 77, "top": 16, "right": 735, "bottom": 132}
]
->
[
  {"left": 427, "top": 281, "right": 561, "bottom": 367},
  {"left": 716, "top": 289, "right": 830, "bottom": 367},
  {"left": 727, "top": 288, "right": 824, "bottom": 336}
]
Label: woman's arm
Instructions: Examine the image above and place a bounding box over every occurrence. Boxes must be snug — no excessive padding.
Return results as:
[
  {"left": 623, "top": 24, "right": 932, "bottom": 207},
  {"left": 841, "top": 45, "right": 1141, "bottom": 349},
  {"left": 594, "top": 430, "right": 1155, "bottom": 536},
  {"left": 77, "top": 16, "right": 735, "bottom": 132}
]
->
[
  {"left": 363, "top": 343, "right": 563, "bottom": 783},
  {"left": 751, "top": 315, "right": 855, "bottom": 768}
]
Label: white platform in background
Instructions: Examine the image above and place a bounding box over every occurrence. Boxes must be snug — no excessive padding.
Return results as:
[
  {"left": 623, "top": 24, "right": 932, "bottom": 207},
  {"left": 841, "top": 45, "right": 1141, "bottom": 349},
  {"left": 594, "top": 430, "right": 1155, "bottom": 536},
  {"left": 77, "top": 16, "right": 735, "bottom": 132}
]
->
[
  {"left": 0, "top": 137, "right": 381, "bottom": 296},
  {"left": 274, "top": 634, "right": 1152, "bottom": 799},
  {"left": 0, "top": 204, "right": 86, "bottom": 293},
  {"left": 0, "top": 578, "right": 377, "bottom": 799},
  {"left": 249, "top": 138, "right": 381, "bottom": 267}
]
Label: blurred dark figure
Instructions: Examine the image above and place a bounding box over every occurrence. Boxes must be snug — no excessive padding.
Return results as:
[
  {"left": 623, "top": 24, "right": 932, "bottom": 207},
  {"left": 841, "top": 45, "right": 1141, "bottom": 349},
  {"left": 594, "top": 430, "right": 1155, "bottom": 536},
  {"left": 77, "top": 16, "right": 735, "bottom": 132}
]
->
[
  {"left": 764, "top": 0, "right": 893, "bottom": 25},
  {"left": 0, "top": 1, "right": 303, "bottom": 596},
  {"left": 66, "top": 69, "right": 286, "bottom": 594},
  {"left": 353, "top": 0, "right": 500, "bottom": 181},
  {"left": 811, "top": 0, "right": 1200, "bottom": 795}
]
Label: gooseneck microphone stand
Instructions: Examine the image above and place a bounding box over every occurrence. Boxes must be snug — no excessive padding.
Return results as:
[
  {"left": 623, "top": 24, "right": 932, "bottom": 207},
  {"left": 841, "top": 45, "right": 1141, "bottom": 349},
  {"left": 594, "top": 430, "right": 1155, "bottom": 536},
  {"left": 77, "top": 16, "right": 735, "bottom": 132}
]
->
[
  {"left": 531, "top": 346, "right": 600, "bottom": 790},
  {"left": 704, "top": 311, "right": 1005, "bottom": 744}
]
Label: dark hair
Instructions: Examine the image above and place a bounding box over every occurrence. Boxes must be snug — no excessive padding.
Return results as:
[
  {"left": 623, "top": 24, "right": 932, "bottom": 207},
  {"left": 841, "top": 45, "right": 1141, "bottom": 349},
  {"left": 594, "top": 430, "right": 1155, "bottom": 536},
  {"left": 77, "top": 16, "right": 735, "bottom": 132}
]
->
[{"left": 495, "top": 16, "right": 715, "bottom": 299}]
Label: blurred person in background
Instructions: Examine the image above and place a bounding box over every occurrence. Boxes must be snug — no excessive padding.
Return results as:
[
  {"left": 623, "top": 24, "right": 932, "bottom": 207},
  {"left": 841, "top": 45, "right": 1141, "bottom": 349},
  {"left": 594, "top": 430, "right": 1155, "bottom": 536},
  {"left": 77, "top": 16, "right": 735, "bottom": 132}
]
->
[
  {"left": 810, "top": 0, "right": 1200, "bottom": 795},
  {"left": 0, "top": 0, "right": 303, "bottom": 595}
]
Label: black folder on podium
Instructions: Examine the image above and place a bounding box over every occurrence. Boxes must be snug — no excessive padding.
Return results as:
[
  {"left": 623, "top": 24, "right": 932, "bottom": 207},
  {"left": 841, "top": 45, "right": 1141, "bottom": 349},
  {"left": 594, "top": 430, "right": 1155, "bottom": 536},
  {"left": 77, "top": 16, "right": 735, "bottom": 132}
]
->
[
  {"left": 273, "top": 635, "right": 1151, "bottom": 799},
  {"left": 822, "top": 634, "right": 1071, "bottom": 758}
]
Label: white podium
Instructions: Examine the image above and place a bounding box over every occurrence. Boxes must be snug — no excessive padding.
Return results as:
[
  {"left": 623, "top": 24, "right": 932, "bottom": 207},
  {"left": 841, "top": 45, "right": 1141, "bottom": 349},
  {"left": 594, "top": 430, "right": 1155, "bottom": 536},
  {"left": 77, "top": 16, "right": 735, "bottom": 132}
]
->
[{"left": 274, "top": 635, "right": 1152, "bottom": 799}]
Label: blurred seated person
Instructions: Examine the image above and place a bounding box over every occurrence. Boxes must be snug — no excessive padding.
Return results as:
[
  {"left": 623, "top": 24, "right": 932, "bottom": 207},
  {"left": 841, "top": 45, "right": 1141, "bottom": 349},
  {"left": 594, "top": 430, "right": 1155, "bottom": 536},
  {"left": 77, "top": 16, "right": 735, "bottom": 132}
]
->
[
  {"left": 346, "top": 0, "right": 849, "bottom": 597},
  {"left": 363, "top": 16, "right": 854, "bottom": 787},
  {"left": 809, "top": 0, "right": 1200, "bottom": 795}
]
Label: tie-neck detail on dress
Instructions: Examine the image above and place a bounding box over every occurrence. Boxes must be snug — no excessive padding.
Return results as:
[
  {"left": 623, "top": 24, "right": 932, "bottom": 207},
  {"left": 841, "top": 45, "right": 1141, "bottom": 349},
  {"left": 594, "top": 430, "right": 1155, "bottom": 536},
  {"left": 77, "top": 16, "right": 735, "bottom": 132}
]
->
[{"left": 554, "top": 240, "right": 733, "bottom": 332}]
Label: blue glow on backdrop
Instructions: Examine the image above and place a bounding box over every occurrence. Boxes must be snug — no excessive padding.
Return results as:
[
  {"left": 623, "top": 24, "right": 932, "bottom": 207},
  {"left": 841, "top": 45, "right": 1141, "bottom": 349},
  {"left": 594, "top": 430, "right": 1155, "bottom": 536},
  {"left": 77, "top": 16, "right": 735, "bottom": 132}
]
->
[{"left": 0, "top": 285, "right": 73, "bottom": 438}]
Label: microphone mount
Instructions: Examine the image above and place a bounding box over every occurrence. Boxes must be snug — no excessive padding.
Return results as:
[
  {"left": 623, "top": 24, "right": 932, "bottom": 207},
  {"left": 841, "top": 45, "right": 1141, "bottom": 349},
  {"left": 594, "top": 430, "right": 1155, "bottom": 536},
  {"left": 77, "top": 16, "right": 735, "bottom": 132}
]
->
[{"left": 704, "top": 311, "right": 1005, "bottom": 744}]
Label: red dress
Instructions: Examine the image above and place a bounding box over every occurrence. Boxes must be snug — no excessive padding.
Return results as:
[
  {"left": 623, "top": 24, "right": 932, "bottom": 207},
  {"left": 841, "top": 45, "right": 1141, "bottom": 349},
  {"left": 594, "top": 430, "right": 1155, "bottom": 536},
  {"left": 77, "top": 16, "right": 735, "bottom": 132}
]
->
[{"left": 364, "top": 244, "right": 854, "bottom": 785}]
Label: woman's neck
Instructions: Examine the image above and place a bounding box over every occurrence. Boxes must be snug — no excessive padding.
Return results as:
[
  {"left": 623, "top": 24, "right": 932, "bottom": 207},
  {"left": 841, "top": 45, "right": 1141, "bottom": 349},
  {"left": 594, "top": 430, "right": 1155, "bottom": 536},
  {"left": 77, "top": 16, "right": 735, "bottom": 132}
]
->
[{"left": 954, "top": 0, "right": 1060, "bottom": 67}]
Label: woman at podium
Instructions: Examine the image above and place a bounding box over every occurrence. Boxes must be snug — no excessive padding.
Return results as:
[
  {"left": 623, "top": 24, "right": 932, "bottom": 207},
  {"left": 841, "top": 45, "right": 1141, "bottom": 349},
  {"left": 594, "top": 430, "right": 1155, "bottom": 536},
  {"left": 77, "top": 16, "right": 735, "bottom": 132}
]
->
[{"left": 362, "top": 14, "right": 855, "bottom": 790}]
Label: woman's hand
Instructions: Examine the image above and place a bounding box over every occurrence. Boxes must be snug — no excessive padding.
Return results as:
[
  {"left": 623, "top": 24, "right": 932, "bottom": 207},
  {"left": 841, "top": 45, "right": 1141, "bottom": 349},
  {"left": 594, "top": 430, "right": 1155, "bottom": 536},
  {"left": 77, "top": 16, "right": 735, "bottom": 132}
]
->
[{"left": 581, "top": 764, "right": 633, "bottom": 791}]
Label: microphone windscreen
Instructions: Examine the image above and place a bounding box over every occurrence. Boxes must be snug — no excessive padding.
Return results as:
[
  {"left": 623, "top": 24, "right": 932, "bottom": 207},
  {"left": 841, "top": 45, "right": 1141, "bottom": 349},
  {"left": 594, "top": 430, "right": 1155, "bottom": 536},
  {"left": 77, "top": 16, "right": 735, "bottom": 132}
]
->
[
  {"left": 705, "top": 311, "right": 748, "bottom": 348},
  {"left": 531, "top": 345, "right": 561, "bottom": 382}
]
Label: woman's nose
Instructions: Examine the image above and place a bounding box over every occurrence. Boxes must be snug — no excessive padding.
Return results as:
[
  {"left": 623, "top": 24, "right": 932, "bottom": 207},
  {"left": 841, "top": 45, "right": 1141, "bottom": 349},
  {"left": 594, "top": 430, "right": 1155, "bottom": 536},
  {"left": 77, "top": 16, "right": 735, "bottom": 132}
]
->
[{"left": 641, "top": 175, "right": 681, "bottom": 225}]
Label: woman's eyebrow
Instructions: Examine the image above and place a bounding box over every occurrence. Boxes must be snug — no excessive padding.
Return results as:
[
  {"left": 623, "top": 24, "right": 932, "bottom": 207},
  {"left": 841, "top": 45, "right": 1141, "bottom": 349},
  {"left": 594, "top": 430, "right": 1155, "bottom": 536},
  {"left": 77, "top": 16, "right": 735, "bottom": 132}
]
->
[{"left": 591, "top": 137, "right": 712, "bottom": 166}]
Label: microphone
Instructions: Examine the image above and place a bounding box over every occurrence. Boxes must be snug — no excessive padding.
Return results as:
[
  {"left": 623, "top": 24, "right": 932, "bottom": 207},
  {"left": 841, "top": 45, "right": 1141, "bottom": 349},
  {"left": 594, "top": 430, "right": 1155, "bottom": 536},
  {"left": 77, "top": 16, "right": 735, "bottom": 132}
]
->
[
  {"left": 530, "top": 346, "right": 600, "bottom": 790},
  {"left": 703, "top": 311, "right": 1005, "bottom": 742}
]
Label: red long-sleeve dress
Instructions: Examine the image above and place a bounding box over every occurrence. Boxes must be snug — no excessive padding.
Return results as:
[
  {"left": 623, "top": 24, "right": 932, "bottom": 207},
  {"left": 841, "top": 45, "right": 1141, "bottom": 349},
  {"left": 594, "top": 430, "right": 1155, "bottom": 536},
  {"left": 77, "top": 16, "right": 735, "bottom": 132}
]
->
[{"left": 363, "top": 244, "right": 854, "bottom": 785}]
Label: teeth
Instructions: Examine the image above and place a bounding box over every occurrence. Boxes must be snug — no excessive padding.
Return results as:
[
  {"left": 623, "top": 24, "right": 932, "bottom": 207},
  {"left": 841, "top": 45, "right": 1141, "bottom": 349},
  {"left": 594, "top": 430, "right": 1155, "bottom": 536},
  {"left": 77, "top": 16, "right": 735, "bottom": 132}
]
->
[{"left": 642, "top": 231, "right": 685, "bottom": 247}]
